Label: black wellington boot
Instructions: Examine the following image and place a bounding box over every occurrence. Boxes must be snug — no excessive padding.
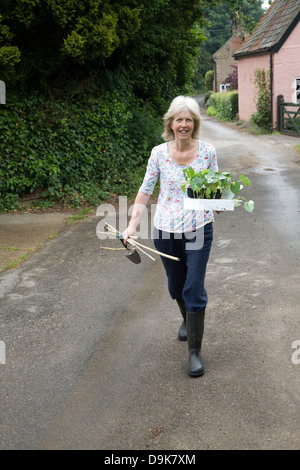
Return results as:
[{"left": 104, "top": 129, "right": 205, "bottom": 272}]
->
[
  {"left": 176, "top": 297, "right": 187, "bottom": 341},
  {"left": 186, "top": 310, "right": 205, "bottom": 377}
]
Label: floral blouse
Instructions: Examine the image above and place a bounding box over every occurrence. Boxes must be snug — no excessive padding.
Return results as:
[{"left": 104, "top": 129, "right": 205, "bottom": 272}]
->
[{"left": 139, "top": 140, "right": 218, "bottom": 233}]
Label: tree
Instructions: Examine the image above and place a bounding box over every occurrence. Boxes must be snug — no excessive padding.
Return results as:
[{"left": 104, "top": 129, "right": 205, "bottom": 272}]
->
[
  {"left": 0, "top": 1, "right": 206, "bottom": 100},
  {"left": 0, "top": 1, "right": 267, "bottom": 103},
  {"left": 2, "top": 1, "right": 261, "bottom": 101},
  {"left": 0, "top": 0, "right": 142, "bottom": 87},
  {"left": 223, "top": 65, "right": 238, "bottom": 89},
  {"left": 2, "top": 2, "right": 133, "bottom": 71},
  {"left": 118, "top": 0, "right": 207, "bottom": 103}
]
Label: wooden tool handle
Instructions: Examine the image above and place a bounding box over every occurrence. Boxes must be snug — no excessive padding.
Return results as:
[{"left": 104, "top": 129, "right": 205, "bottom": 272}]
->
[
  {"left": 104, "top": 223, "right": 180, "bottom": 261},
  {"left": 130, "top": 239, "right": 180, "bottom": 262}
]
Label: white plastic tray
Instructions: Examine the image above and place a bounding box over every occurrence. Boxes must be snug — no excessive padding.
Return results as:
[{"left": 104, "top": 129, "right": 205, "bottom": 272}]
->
[{"left": 184, "top": 198, "right": 234, "bottom": 211}]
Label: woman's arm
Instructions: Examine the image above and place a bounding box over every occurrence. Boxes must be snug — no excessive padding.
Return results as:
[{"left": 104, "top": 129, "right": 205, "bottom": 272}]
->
[
  {"left": 122, "top": 146, "right": 160, "bottom": 243},
  {"left": 122, "top": 191, "right": 150, "bottom": 243}
]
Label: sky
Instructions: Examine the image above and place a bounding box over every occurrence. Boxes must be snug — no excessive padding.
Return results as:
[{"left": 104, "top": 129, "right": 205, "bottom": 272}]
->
[{"left": 262, "top": 0, "right": 270, "bottom": 9}]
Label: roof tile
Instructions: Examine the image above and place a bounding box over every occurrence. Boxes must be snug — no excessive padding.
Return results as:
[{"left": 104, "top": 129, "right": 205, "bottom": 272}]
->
[{"left": 234, "top": 0, "right": 300, "bottom": 57}]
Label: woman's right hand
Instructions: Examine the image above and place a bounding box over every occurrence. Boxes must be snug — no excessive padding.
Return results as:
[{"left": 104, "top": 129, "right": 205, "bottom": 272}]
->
[{"left": 122, "top": 225, "right": 136, "bottom": 245}]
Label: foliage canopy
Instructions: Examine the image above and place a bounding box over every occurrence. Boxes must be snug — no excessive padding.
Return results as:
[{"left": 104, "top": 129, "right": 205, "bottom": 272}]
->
[
  {"left": 0, "top": 0, "right": 210, "bottom": 103},
  {"left": 0, "top": 1, "right": 264, "bottom": 100}
]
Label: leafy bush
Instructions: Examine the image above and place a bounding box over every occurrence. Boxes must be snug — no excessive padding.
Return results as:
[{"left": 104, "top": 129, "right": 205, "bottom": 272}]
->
[
  {"left": 206, "top": 91, "right": 238, "bottom": 121},
  {"left": 0, "top": 88, "right": 162, "bottom": 211},
  {"left": 204, "top": 92, "right": 212, "bottom": 105},
  {"left": 250, "top": 69, "right": 271, "bottom": 133},
  {"left": 205, "top": 70, "right": 214, "bottom": 91},
  {"left": 0, "top": 193, "right": 19, "bottom": 213},
  {"left": 222, "top": 65, "right": 238, "bottom": 90},
  {"left": 206, "top": 106, "right": 218, "bottom": 117}
]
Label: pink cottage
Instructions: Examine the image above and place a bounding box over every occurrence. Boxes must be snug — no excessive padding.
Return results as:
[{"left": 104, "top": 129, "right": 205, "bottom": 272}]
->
[{"left": 234, "top": 0, "right": 300, "bottom": 129}]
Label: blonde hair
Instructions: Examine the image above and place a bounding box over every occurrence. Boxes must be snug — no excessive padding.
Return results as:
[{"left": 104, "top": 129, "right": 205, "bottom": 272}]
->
[{"left": 162, "top": 95, "right": 201, "bottom": 141}]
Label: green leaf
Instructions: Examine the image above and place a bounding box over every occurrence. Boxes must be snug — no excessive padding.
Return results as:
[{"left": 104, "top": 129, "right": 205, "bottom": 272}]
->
[
  {"left": 239, "top": 175, "right": 251, "bottom": 186},
  {"left": 180, "top": 184, "right": 187, "bottom": 192},
  {"left": 222, "top": 187, "right": 234, "bottom": 199},
  {"left": 244, "top": 200, "right": 255, "bottom": 212},
  {"left": 183, "top": 167, "right": 196, "bottom": 180},
  {"left": 192, "top": 175, "right": 206, "bottom": 190},
  {"left": 205, "top": 187, "right": 211, "bottom": 198},
  {"left": 230, "top": 182, "right": 240, "bottom": 195}
]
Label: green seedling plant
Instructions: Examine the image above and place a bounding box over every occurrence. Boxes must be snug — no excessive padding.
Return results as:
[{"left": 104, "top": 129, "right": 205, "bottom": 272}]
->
[{"left": 181, "top": 168, "right": 255, "bottom": 212}]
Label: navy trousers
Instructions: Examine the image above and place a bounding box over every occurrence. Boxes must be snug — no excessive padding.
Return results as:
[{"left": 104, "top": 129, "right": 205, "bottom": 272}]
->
[{"left": 153, "top": 222, "right": 213, "bottom": 312}]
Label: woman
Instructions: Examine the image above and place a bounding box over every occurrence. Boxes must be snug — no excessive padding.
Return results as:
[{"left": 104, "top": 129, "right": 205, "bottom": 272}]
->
[{"left": 123, "top": 96, "right": 218, "bottom": 377}]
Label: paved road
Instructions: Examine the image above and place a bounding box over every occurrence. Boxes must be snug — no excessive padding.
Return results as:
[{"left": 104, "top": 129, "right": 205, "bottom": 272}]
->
[{"left": 1, "top": 101, "right": 299, "bottom": 450}]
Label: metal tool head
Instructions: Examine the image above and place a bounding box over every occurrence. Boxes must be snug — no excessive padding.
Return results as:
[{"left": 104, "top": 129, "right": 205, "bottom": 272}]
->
[
  {"left": 103, "top": 224, "right": 141, "bottom": 264},
  {"left": 119, "top": 237, "right": 141, "bottom": 264},
  {"left": 124, "top": 248, "right": 141, "bottom": 264}
]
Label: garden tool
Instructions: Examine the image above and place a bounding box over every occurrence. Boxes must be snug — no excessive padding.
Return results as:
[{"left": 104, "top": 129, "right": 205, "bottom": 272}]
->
[{"left": 100, "top": 222, "right": 180, "bottom": 264}]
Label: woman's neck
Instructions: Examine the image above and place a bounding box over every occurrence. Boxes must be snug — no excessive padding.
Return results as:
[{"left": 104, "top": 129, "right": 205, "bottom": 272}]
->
[
  {"left": 168, "top": 139, "right": 199, "bottom": 166},
  {"left": 170, "top": 138, "right": 197, "bottom": 152}
]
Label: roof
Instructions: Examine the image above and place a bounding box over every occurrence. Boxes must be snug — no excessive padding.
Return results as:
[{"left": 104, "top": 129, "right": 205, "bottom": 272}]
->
[
  {"left": 234, "top": 0, "right": 300, "bottom": 58},
  {"left": 212, "top": 27, "right": 249, "bottom": 59}
]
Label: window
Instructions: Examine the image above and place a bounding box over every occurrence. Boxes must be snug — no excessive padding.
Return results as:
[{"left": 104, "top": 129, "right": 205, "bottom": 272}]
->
[{"left": 296, "top": 78, "right": 300, "bottom": 104}]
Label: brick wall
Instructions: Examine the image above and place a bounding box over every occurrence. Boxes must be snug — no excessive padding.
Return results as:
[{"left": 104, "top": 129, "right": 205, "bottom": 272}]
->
[{"left": 213, "top": 28, "right": 249, "bottom": 92}]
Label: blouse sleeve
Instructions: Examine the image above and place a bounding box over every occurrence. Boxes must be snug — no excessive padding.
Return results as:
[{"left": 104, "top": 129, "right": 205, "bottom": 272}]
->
[
  {"left": 138, "top": 146, "right": 160, "bottom": 195},
  {"left": 208, "top": 145, "right": 218, "bottom": 172}
]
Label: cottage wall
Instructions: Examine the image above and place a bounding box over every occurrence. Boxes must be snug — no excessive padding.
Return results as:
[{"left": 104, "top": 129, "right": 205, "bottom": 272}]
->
[
  {"left": 273, "top": 21, "right": 300, "bottom": 111},
  {"left": 237, "top": 21, "right": 300, "bottom": 126},
  {"left": 237, "top": 54, "right": 269, "bottom": 122}
]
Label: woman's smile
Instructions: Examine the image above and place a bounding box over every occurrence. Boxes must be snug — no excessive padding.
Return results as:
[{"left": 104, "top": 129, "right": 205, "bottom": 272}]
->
[{"left": 172, "top": 109, "right": 194, "bottom": 140}]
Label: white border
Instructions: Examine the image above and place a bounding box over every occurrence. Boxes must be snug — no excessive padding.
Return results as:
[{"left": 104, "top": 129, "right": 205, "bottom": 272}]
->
[{"left": 0, "top": 80, "right": 6, "bottom": 105}]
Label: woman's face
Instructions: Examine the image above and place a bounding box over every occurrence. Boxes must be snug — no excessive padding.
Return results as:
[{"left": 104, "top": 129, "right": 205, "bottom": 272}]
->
[{"left": 171, "top": 108, "right": 194, "bottom": 141}]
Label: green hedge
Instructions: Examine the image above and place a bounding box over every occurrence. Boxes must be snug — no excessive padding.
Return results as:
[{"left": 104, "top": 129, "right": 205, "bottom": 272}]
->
[
  {"left": 206, "top": 91, "right": 238, "bottom": 121},
  {"left": 0, "top": 89, "right": 162, "bottom": 211}
]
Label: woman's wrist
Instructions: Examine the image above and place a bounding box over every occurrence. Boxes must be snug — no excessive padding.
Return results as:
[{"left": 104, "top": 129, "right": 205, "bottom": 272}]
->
[{"left": 122, "top": 221, "right": 138, "bottom": 242}]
